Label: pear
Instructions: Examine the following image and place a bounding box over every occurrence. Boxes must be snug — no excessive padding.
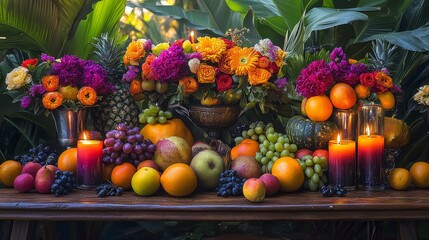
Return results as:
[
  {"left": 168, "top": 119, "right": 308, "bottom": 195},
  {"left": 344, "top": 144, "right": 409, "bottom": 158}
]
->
[{"left": 35, "top": 167, "right": 54, "bottom": 193}]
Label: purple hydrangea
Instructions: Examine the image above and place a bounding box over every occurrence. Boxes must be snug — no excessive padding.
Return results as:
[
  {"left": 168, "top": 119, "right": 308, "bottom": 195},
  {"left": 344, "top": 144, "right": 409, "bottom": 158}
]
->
[
  {"left": 21, "top": 96, "right": 31, "bottom": 109},
  {"left": 296, "top": 60, "right": 335, "bottom": 98},
  {"left": 144, "top": 39, "right": 152, "bottom": 52},
  {"left": 122, "top": 66, "right": 139, "bottom": 83},
  {"left": 41, "top": 53, "right": 56, "bottom": 63},
  {"left": 330, "top": 47, "right": 347, "bottom": 63},
  {"left": 81, "top": 60, "right": 115, "bottom": 95},
  {"left": 29, "top": 84, "right": 46, "bottom": 97},
  {"left": 150, "top": 45, "right": 188, "bottom": 82},
  {"left": 51, "top": 55, "right": 84, "bottom": 87}
]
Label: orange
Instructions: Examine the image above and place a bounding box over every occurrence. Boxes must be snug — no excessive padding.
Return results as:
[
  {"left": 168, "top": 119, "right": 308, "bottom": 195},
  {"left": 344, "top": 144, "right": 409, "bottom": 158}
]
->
[
  {"left": 230, "top": 139, "right": 259, "bottom": 160},
  {"left": 410, "top": 161, "right": 429, "bottom": 188},
  {"left": 271, "top": 157, "right": 304, "bottom": 192},
  {"left": 111, "top": 162, "right": 137, "bottom": 190},
  {"left": 160, "top": 163, "right": 197, "bottom": 197},
  {"left": 305, "top": 95, "right": 333, "bottom": 122},
  {"left": 58, "top": 148, "right": 78, "bottom": 174},
  {"left": 329, "top": 83, "right": 357, "bottom": 109},
  {"left": 354, "top": 84, "right": 371, "bottom": 99},
  {"left": 388, "top": 168, "right": 412, "bottom": 190},
  {"left": 0, "top": 160, "right": 23, "bottom": 187},
  {"left": 377, "top": 91, "right": 395, "bottom": 110}
]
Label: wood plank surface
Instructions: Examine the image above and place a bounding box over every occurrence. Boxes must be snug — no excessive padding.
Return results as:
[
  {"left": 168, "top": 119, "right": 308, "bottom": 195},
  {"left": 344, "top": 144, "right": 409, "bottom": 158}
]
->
[{"left": 0, "top": 188, "right": 428, "bottom": 221}]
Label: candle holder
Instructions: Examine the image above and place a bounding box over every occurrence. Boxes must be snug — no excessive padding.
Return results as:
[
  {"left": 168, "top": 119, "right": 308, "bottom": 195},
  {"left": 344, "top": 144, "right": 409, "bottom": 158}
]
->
[
  {"left": 357, "top": 104, "right": 385, "bottom": 191},
  {"left": 328, "top": 137, "right": 356, "bottom": 190},
  {"left": 331, "top": 109, "right": 357, "bottom": 140},
  {"left": 77, "top": 134, "right": 103, "bottom": 188}
]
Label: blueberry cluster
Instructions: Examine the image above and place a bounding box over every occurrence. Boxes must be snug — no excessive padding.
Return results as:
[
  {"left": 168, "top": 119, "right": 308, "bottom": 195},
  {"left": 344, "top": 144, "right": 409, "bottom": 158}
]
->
[
  {"left": 319, "top": 185, "right": 347, "bottom": 197},
  {"left": 15, "top": 144, "right": 58, "bottom": 165},
  {"left": 215, "top": 170, "right": 246, "bottom": 197},
  {"left": 51, "top": 170, "right": 77, "bottom": 196},
  {"left": 96, "top": 183, "right": 123, "bottom": 197}
]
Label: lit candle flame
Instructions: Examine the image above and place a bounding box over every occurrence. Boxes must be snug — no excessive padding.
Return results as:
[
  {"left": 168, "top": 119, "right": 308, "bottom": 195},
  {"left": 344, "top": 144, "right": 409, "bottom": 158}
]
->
[
  {"left": 82, "top": 131, "right": 88, "bottom": 140},
  {"left": 190, "top": 31, "right": 195, "bottom": 43},
  {"left": 336, "top": 133, "right": 341, "bottom": 144},
  {"left": 366, "top": 126, "right": 370, "bottom": 136}
]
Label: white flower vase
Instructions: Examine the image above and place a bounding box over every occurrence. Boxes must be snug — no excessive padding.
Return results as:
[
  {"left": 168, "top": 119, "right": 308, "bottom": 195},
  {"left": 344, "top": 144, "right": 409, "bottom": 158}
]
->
[{"left": 51, "top": 108, "right": 88, "bottom": 148}]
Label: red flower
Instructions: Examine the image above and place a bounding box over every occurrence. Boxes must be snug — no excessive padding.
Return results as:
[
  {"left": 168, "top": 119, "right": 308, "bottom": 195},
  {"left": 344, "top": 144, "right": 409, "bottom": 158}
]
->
[
  {"left": 359, "top": 71, "right": 376, "bottom": 87},
  {"left": 221, "top": 38, "right": 235, "bottom": 49},
  {"left": 173, "top": 39, "right": 186, "bottom": 46},
  {"left": 216, "top": 74, "right": 233, "bottom": 92},
  {"left": 21, "top": 58, "right": 39, "bottom": 69}
]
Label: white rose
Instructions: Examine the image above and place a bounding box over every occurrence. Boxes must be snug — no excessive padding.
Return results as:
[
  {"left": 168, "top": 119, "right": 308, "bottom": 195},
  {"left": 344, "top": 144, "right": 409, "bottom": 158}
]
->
[
  {"left": 5, "top": 66, "right": 32, "bottom": 90},
  {"left": 188, "top": 58, "right": 200, "bottom": 74}
]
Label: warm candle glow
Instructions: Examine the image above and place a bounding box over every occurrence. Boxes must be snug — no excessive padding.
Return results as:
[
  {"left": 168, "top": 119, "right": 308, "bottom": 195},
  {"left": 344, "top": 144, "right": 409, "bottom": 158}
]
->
[
  {"left": 366, "top": 126, "right": 370, "bottom": 136},
  {"left": 82, "top": 131, "right": 88, "bottom": 140},
  {"left": 189, "top": 30, "right": 196, "bottom": 43},
  {"left": 336, "top": 133, "right": 341, "bottom": 143}
]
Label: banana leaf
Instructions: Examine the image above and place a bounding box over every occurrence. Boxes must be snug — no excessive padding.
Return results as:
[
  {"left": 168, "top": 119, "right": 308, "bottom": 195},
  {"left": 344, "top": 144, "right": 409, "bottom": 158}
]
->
[{"left": 0, "top": 0, "right": 99, "bottom": 56}]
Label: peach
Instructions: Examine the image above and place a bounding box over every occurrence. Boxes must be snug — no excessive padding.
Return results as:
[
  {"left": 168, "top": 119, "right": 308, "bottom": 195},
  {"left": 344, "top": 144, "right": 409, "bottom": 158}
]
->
[
  {"left": 243, "top": 178, "right": 266, "bottom": 203},
  {"left": 13, "top": 173, "right": 35, "bottom": 193}
]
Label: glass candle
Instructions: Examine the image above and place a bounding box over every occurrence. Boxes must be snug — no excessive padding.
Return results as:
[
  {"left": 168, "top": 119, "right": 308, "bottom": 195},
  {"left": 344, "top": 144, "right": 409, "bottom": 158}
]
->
[
  {"left": 357, "top": 104, "right": 385, "bottom": 191},
  {"left": 331, "top": 109, "right": 357, "bottom": 140},
  {"left": 77, "top": 133, "right": 103, "bottom": 188},
  {"left": 329, "top": 135, "right": 356, "bottom": 190}
]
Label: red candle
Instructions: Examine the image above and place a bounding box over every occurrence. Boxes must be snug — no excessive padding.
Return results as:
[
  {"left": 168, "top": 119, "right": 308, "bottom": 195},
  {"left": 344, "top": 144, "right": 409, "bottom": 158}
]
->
[
  {"left": 77, "top": 132, "right": 103, "bottom": 188},
  {"left": 357, "top": 127, "right": 384, "bottom": 190},
  {"left": 328, "top": 134, "right": 356, "bottom": 189}
]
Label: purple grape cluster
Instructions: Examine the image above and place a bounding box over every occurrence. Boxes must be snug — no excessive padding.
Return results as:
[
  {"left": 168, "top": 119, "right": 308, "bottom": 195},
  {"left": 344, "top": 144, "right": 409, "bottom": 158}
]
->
[{"left": 102, "top": 123, "right": 156, "bottom": 167}]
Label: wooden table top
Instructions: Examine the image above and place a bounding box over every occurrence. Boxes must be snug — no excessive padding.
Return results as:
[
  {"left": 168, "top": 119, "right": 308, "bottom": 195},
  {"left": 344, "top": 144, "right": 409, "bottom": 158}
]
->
[{"left": 0, "top": 188, "right": 428, "bottom": 221}]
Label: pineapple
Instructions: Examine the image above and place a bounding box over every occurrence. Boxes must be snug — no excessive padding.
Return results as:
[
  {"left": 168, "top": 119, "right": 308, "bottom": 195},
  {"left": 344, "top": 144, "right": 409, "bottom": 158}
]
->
[
  {"left": 91, "top": 33, "right": 139, "bottom": 134},
  {"left": 369, "top": 39, "right": 397, "bottom": 72}
]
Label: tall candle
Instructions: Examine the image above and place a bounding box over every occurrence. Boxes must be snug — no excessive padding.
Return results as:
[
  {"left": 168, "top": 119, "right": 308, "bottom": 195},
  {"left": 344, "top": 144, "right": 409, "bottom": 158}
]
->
[
  {"left": 77, "top": 133, "right": 103, "bottom": 188},
  {"left": 357, "top": 130, "right": 384, "bottom": 190},
  {"left": 328, "top": 135, "right": 356, "bottom": 190}
]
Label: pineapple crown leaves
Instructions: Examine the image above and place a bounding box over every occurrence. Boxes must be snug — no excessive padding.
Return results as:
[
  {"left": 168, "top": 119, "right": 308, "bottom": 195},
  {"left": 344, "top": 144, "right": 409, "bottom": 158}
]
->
[
  {"left": 91, "top": 32, "right": 126, "bottom": 84},
  {"left": 369, "top": 39, "right": 398, "bottom": 73}
]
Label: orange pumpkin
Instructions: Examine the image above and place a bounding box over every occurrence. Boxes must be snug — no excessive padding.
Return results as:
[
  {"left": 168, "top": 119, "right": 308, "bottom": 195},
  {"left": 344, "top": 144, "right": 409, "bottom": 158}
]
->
[
  {"left": 77, "top": 86, "right": 98, "bottom": 106},
  {"left": 230, "top": 139, "right": 259, "bottom": 160},
  {"left": 42, "top": 92, "right": 63, "bottom": 110},
  {"left": 140, "top": 118, "right": 194, "bottom": 146}
]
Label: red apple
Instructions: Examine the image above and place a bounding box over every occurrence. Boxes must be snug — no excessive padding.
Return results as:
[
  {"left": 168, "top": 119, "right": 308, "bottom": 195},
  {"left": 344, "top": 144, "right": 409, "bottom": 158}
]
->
[
  {"left": 259, "top": 173, "right": 280, "bottom": 196},
  {"left": 312, "top": 149, "right": 329, "bottom": 161},
  {"left": 295, "top": 149, "right": 313, "bottom": 160}
]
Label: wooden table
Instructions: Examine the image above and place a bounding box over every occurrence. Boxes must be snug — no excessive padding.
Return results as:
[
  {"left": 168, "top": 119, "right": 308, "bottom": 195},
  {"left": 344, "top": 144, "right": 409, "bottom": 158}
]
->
[{"left": 1, "top": 188, "right": 428, "bottom": 239}]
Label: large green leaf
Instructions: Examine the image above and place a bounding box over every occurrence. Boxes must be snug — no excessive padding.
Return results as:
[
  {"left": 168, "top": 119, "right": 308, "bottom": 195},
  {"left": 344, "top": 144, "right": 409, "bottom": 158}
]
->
[
  {"left": 64, "top": 0, "right": 126, "bottom": 58},
  {"left": 273, "top": 0, "right": 317, "bottom": 32},
  {"left": 225, "top": 0, "right": 280, "bottom": 17},
  {"left": 0, "top": 0, "right": 98, "bottom": 56},
  {"left": 196, "top": 0, "right": 242, "bottom": 34}
]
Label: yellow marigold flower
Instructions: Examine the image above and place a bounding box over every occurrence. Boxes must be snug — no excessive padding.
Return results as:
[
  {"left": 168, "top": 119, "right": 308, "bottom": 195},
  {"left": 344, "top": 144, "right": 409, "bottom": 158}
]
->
[
  {"left": 248, "top": 68, "right": 271, "bottom": 86},
  {"left": 376, "top": 71, "right": 393, "bottom": 88},
  {"left": 230, "top": 47, "right": 259, "bottom": 76},
  {"left": 195, "top": 37, "right": 227, "bottom": 63},
  {"left": 275, "top": 49, "right": 286, "bottom": 68},
  {"left": 196, "top": 63, "right": 217, "bottom": 83},
  {"left": 124, "top": 40, "right": 146, "bottom": 66}
]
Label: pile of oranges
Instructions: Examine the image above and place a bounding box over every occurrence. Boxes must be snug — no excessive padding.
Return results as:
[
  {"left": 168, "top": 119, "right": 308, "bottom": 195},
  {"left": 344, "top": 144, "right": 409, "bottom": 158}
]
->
[{"left": 303, "top": 82, "right": 395, "bottom": 122}]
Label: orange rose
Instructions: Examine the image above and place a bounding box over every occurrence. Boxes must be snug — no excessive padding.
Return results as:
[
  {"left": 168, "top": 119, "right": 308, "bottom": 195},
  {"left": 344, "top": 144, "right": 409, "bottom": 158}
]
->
[
  {"left": 129, "top": 79, "right": 143, "bottom": 95},
  {"left": 41, "top": 75, "right": 59, "bottom": 92},
  {"left": 42, "top": 92, "right": 63, "bottom": 110},
  {"left": 257, "top": 56, "right": 270, "bottom": 69},
  {"left": 248, "top": 68, "right": 271, "bottom": 86},
  {"left": 375, "top": 71, "right": 393, "bottom": 88},
  {"left": 196, "top": 64, "right": 217, "bottom": 84},
  {"left": 124, "top": 40, "right": 145, "bottom": 66},
  {"left": 219, "top": 47, "right": 239, "bottom": 75},
  {"left": 179, "top": 76, "right": 199, "bottom": 94},
  {"left": 77, "top": 86, "right": 98, "bottom": 106}
]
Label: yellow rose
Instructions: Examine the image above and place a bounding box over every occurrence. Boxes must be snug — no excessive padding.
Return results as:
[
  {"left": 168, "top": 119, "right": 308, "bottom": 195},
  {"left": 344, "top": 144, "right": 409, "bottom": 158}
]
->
[
  {"left": 124, "top": 40, "right": 145, "bottom": 66},
  {"left": 248, "top": 68, "right": 271, "bottom": 86},
  {"left": 5, "top": 66, "right": 32, "bottom": 90},
  {"left": 196, "top": 64, "right": 217, "bottom": 84}
]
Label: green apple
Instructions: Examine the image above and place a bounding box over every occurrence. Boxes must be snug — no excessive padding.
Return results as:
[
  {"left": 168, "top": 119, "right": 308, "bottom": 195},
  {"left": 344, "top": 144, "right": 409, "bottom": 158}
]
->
[
  {"left": 131, "top": 167, "right": 160, "bottom": 196},
  {"left": 190, "top": 149, "right": 224, "bottom": 189}
]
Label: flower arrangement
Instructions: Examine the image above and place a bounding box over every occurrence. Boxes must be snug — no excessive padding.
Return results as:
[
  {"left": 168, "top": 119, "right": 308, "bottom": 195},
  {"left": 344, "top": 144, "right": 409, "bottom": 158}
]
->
[
  {"left": 121, "top": 30, "right": 289, "bottom": 114},
  {"left": 5, "top": 54, "right": 114, "bottom": 114},
  {"left": 295, "top": 47, "right": 400, "bottom": 111},
  {"left": 413, "top": 85, "right": 429, "bottom": 111}
]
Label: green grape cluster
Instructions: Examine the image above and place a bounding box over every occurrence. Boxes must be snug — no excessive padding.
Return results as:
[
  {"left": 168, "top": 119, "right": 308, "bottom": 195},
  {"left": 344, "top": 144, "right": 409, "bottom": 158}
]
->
[
  {"left": 138, "top": 104, "right": 173, "bottom": 124},
  {"left": 297, "top": 155, "right": 328, "bottom": 192},
  {"left": 234, "top": 121, "right": 298, "bottom": 173}
]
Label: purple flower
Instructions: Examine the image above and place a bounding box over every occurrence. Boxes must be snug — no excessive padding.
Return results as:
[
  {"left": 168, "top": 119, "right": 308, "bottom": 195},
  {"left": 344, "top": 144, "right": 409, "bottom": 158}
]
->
[
  {"left": 144, "top": 39, "right": 152, "bottom": 52},
  {"left": 330, "top": 47, "right": 347, "bottom": 63},
  {"left": 51, "top": 55, "right": 84, "bottom": 87},
  {"left": 381, "top": 67, "right": 390, "bottom": 75},
  {"left": 29, "top": 84, "right": 46, "bottom": 97},
  {"left": 150, "top": 45, "right": 188, "bottom": 82},
  {"left": 21, "top": 96, "right": 31, "bottom": 109},
  {"left": 186, "top": 52, "right": 202, "bottom": 60},
  {"left": 296, "top": 60, "right": 334, "bottom": 98},
  {"left": 41, "top": 53, "right": 56, "bottom": 63},
  {"left": 122, "top": 66, "right": 139, "bottom": 83},
  {"left": 274, "top": 77, "right": 287, "bottom": 89},
  {"left": 81, "top": 60, "right": 114, "bottom": 95},
  {"left": 391, "top": 85, "right": 402, "bottom": 93},
  {"left": 254, "top": 39, "right": 278, "bottom": 61}
]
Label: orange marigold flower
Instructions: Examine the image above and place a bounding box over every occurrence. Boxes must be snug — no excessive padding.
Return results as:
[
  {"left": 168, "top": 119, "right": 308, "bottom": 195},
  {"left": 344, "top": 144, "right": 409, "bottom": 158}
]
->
[
  {"left": 179, "top": 76, "right": 199, "bottom": 94},
  {"left": 42, "top": 92, "right": 63, "bottom": 110},
  {"left": 375, "top": 71, "right": 393, "bottom": 88},
  {"left": 129, "top": 79, "right": 143, "bottom": 95},
  {"left": 275, "top": 49, "right": 286, "bottom": 68},
  {"left": 248, "top": 68, "right": 271, "bottom": 86},
  {"left": 195, "top": 37, "right": 227, "bottom": 63},
  {"left": 257, "top": 56, "right": 270, "bottom": 69},
  {"left": 41, "top": 75, "right": 59, "bottom": 92},
  {"left": 196, "top": 64, "right": 217, "bottom": 84},
  {"left": 230, "top": 47, "right": 259, "bottom": 76},
  {"left": 124, "top": 40, "right": 146, "bottom": 66},
  {"left": 77, "top": 86, "right": 98, "bottom": 106}
]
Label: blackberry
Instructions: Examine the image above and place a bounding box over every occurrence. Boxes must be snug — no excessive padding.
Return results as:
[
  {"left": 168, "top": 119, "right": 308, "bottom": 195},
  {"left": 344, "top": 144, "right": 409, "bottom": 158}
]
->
[
  {"left": 96, "top": 183, "right": 123, "bottom": 197},
  {"left": 215, "top": 170, "right": 246, "bottom": 197},
  {"left": 51, "top": 170, "right": 77, "bottom": 196},
  {"left": 319, "top": 184, "right": 347, "bottom": 197}
]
